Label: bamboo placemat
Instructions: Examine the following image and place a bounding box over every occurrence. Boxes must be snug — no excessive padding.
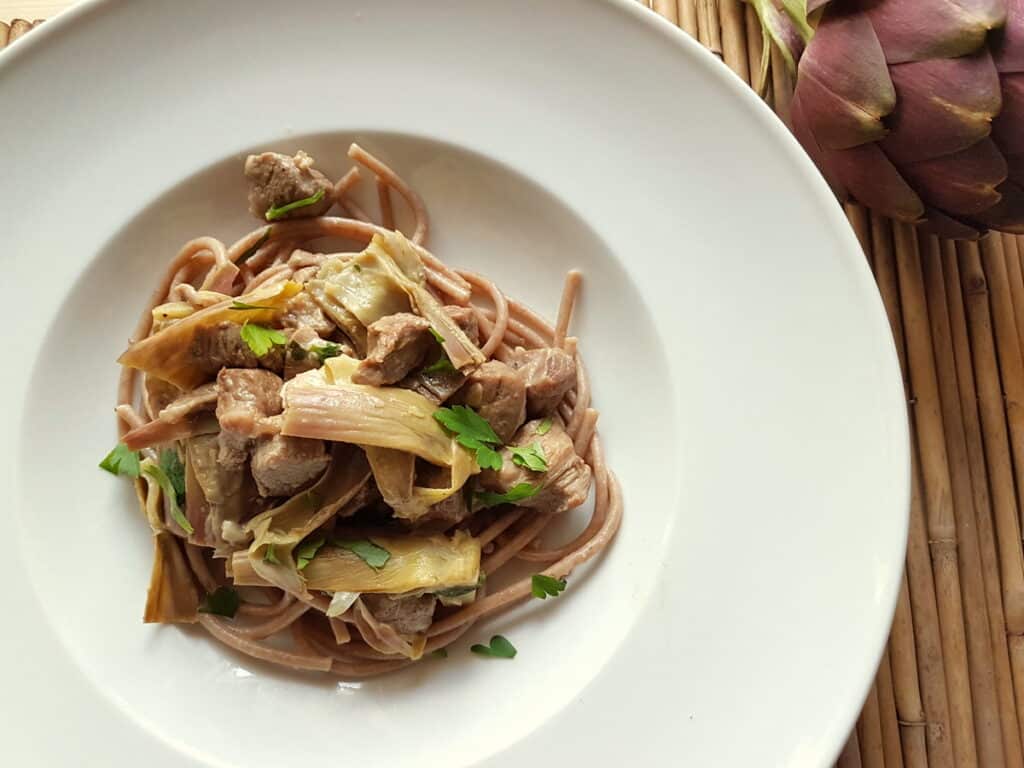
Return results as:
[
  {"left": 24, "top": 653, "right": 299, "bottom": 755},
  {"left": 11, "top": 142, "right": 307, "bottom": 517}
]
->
[{"left": 6, "top": 5, "right": 1024, "bottom": 766}]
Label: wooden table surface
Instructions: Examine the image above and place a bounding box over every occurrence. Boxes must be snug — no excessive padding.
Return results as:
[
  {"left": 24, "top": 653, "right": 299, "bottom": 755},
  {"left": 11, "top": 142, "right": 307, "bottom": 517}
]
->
[{"left": 1, "top": 0, "right": 71, "bottom": 22}]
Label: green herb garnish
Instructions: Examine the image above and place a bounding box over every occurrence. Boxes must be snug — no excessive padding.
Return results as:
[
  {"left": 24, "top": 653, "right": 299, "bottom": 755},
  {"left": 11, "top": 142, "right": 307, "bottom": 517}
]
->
[
  {"left": 429, "top": 648, "right": 449, "bottom": 659},
  {"left": 536, "top": 418, "right": 553, "bottom": 436},
  {"left": 476, "top": 482, "right": 540, "bottom": 508},
  {"left": 531, "top": 574, "right": 567, "bottom": 600},
  {"left": 263, "top": 543, "right": 281, "bottom": 564},
  {"left": 240, "top": 322, "right": 287, "bottom": 357},
  {"left": 434, "top": 405, "right": 503, "bottom": 470},
  {"left": 428, "top": 327, "right": 446, "bottom": 344},
  {"left": 141, "top": 462, "right": 194, "bottom": 535},
  {"left": 295, "top": 536, "right": 325, "bottom": 570},
  {"left": 229, "top": 300, "right": 276, "bottom": 311},
  {"left": 198, "top": 586, "right": 240, "bottom": 618},
  {"left": 423, "top": 353, "right": 457, "bottom": 375},
  {"left": 159, "top": 449, "right": 186, "bottom": 505},
  {"left": 334, "top": 538, "right": 391, "bottom": 570},
  {"left": 470, "top": 635, "right": 517, "bottom": 659},
  {"left": 264, "top": 188, "right": 326, "bottom": 221},
  {"left": 99, "top": 443, "right": 141, "bottom": 478},
  {"left": 312, "top": 342, "right": 342, "bottom": 364},
  {"left": 236, "top": 228, "right": 270, "bottom": 265},
  {"left": 508, "top": 442, "right": 548, "bottom": 472}
]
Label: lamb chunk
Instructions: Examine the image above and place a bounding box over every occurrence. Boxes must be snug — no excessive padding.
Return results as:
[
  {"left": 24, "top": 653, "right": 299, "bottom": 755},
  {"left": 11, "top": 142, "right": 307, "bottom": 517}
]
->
[
  {"left": 478, "top": 420, "right": 591, "bottom": 515},
  {"left": 244, "top": 151, "right": 334, "bottom": 220},
  {"left": 281, "top": 291, "right": 335, "bottom": 337},
  {"left": 191, "top": 322, "right": 284, "bottom": 375},
  {"left": 401, "top": 366, "right": 466, "bottom": 404},
  {"left": 251, "top": 434, "right": 330, "bottom": 497},
  {"left": 215, "top": 368, "right": 284, "bottom": 467},
  {"left": 352, "top": 313, "right": 433, "bottom": 386},
  {"left": 444, "top": 305, "right": 480, "bottom": 345},
  {"left": 158, "top": 382, "right": 218, "bottom": 424},
  {"left": 455, "top": 361, "right": 526, "bottom": 443},
  {"left": 362, "top": 593, "right": 437, "bottom": 635},
  {"left": 508, "top": 347, "right": 576, "bottom": 416}
]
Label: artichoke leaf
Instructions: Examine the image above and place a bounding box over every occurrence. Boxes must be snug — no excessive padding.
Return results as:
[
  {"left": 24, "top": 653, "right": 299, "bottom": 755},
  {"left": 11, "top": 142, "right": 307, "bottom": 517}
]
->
[
  {"left": 143, "top": 531, "right": 199, "bottom": 624},
  {"left": 245, "top": 444, "right": 371, "bottom": 597},
  {"left": 301, "top": 531, "right": 481, "bottom": 594},
  {"left": 118, "top": 280, "right": 302, "bottom": 389},
  {"left": 365, "top": 445, "right": 476, "bottom": 521}
]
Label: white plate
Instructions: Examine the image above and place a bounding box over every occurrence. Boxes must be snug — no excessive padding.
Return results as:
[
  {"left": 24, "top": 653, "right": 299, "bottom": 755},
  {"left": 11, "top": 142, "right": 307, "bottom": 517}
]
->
[{"left": 0, "top": 1, "right": 908, "bottom": 766}]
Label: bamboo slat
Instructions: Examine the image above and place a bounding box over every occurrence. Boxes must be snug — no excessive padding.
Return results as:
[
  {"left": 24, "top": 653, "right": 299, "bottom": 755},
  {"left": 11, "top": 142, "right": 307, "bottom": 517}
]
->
[{"left": 6, "top": 7, "right": 1024, "bottom": 767}]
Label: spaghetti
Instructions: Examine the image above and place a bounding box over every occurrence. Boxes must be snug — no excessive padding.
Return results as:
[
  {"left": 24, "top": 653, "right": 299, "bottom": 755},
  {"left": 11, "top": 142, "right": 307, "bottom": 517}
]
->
[{"left": 109, "top": 144, "right": 622, "bottom": 678}]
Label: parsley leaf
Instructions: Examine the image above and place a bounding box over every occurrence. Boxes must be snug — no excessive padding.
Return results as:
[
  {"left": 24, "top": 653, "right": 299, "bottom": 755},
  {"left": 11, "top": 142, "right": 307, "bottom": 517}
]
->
[
  {"left": 240, "top": 322, "right": 287, "bottom": 357},
  {"left": 264, "top": 188, "right": 326, "bottom": 221},
  {"left": 236, "top": 229, "right": 270, "bottom": 265},
  {"left": 531, "top": 574, "right": 567, "bottom": 599},
  {"left": 312, "top": 342, "right": 342, "bottom": 364},
  {"left": 141, "top": 463, "right": 194, "bottom": 535},
  {"left": 264, "top": 543, "right": 281, "bottom": 565},
  {"left": 229, "top": 300, "right": 276, "bottom": 311},
  {"left": 198, "top": 586, "right": 240, "bottom": 618},
  {"left": 423, "top": 352, "right": 456, "bottom": 374},
  {"left": 99, "top": 443, "right": 141, "bottom": 478},
  {"left": 536, "top": 418, "right": 553, "bottom": 436},
  {"left": 434, "top": 405, "right": 503, "bottom": 470},
  {"left": 334, "top": 539, "right": 391, "bottom": 570},
  {"left": 509, "top": 442, "right": 548, "bottom": 472},
  {"left": 470, "top": 635, "right": 517, "bottom": 659},
  {"left": 159, "top": 449, "right": 186, "bottom": 505},
  {"left": 295, "top": 536, "right": 325, "bottom": 570},
  {"left": 476, "top": 482, "right": 540, "bottom": 508},
  {"left": 428, "top": 327, "right": 446, "bottom": 344},
  {"left": 429, "top": 648, "right": 449, "bottom": 659}
]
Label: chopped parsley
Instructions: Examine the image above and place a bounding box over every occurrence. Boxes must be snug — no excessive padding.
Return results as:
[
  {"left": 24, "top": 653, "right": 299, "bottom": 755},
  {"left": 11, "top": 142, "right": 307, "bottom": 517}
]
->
[
  {"left": 508, "top": 442, "right": 548, "bottom": 472},
  {"left": 236, "top": 228, "right": 270, "bottom": 264},
  {"left": 531, "top": 574, "right": 567, "bottom": 600},
  {"left": 198, "top": 586, "right": 240, "bottom": 618},
  {"left": 263, "top": 543, "right": 281, "bottom": 564},
  {"left": 99, "top": 443, "right": 141, "bottom": 478},
  {"left": 240, "top": 322, "right": 286, "bottom": 357},
  {"left": 295, "top": 536, "right": 325, "bottom": 570},
  {"left": 470, "top": 635, "right": 517, "bottom": 659},
  {"left": 141, "top": 462, "right": 193, "bottom": 535},
  {"left": 423, "top": 353, "right": 456, "bottom": 375},
  {"left": 429, "top": 648, "right": 449, "bottom": 659},
  {"left": 264, "top": 188, "right": 326, "bottom": 221},
  {"left": 312, "top": 342, "right": 343, "bottom": 364},
  {"left": 229, "top": 300, "right": 276, "bottom": 311},
  {"left": 334, "top": 538, "right": 391, "bottom": 570},
  {"left": 536, "top": 418, "right": 553, "bottom": 436},
  {"left": 159, "top": 449, "right": 186, "bottom": 506},
  {"left": 476, "top": 482, "right": 540, "bottom": 508},
  {"left": 434, "top": 405, "right": 503, "bottom": 470},
  {"left": 428, "top": 327, "right": 446, "bottom": 344}
]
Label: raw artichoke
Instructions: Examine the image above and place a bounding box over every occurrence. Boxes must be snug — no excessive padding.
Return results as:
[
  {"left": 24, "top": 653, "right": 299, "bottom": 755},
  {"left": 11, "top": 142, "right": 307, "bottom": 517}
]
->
[{"left": 751, "top": 0, "right": 1024, "bottom": 238}]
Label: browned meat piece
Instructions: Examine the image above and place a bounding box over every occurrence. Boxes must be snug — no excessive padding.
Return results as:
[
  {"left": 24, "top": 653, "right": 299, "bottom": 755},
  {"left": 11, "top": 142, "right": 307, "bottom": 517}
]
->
[
  {"left": 444, "top": 305, "right": 480, "bottom": 345},
  {"left": 244, "top": 151, "right": 334, "bottom": 220},
  {"left": 401, "top": 367, "right": 466, "bottom": 404},
  {"left": 216, "top": 369, "right": 284, "bottom": 467},
  {"left": 191, "top": 322, "right": 284, "bottom": 375},
  {"left": 508, "top": 347, "right": 576, "bottom": 416},
  {"left": 158, "top": 382, "right": 218, "bottom": 423},
  {"left": 362, "top": 593, "right": 437, "bottom": 635},
  {"left": 352, "top": 313, "right": 434, "bottom": 386},
  {"left": 455, "top": 361, "right": 526, "bottom": 443},
  {"left": 478, "top": 420, "right": 591, "bottom": 514},
  {"left": 251, "top": 434, "right": 329, "bottom": 497},
  {"left": 281, "top": 291, "right": 335, "bottom": 337}
]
